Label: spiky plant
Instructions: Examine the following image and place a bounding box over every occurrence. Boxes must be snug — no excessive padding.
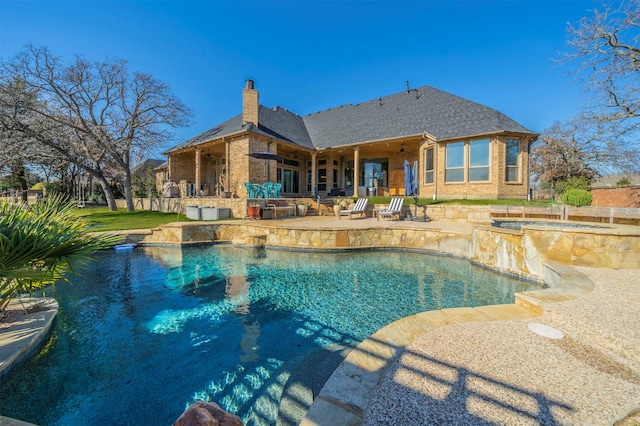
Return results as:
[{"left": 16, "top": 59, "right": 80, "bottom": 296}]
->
[{"left": 0, "top": 194, "right": 117, "bottom": 312}]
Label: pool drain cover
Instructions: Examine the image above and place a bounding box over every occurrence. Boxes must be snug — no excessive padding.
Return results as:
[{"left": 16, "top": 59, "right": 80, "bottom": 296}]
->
[{"left": 528, "top": 323, "right": 564, "bottom": 339}]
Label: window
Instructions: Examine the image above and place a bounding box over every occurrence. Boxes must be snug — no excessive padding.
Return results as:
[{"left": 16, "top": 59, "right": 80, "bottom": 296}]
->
[
  {"left": 333, "top": 169, "right": 339, "bottom": 188},
  {"left": 469, "top": 139, "right": 490, "bottom": 181},
  {"left": 445, "top": 142, "right": 464, "bottom": 182},
  {"left": 424, "top": 146, "right": 434, "bottom": 184},
  {"left": 506, "top": 139, "right": 520, "bottom": 182}
]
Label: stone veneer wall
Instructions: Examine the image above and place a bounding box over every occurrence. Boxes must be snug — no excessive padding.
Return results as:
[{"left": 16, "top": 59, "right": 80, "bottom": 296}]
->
[
  {"left": 471, "top": 224, "right": 640, "bottom": 277},
  {"left": 214, "top": 223, "right": 471, "bottom": 256},
  {"left": 126, "top": 221, "right": 640, "bottom": 279},
  {"left": 424, "top": 205, "right": 490, "bottom": 222}
]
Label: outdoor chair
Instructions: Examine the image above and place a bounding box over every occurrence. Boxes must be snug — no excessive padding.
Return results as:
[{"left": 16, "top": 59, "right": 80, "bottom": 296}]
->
[
  {"left": 377, "top": 197, "right": 404, "bottom": 221},
  {"left": 252, "top": 183, "right": 264, "bottom": 198},
  {"left": 272, "top": 182, "right": 283, "bottom": 198},
  {"left": 244, "top": 182, "right": 256, "bottom": 198},
  {"left": 339, "top": 198, "right": 369, "bottom": 219},
  {"left": 262, "top": 182, "right": 275, "bottom": 198}
]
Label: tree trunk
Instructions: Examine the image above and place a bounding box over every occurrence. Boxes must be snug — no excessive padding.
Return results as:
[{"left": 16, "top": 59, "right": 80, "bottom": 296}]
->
[
  {"left": 99, "top": 180, "right": 118, "bottom": 211},
  {"left": 123, "top": 170, "right": 134, "bottom": 212},
  {"left": 18, "top": 173, "right": 28, "bottom": 204}
]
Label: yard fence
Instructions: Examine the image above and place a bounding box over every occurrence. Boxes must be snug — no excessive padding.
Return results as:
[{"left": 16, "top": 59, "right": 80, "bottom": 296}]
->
[{"left": 489, "top": 205, "right": 640, "bottom": 226}]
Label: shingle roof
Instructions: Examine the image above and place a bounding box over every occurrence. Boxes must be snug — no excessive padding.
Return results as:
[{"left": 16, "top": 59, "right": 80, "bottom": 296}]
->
[
  {"left": 303, "top": 86, "right": 534, "bottom": 148},
  {"left": 591, "top": 173, "right": 640, "bottom": 188},
  {"left": 166, "top": 85, "right": 534, "bottom": 153}
]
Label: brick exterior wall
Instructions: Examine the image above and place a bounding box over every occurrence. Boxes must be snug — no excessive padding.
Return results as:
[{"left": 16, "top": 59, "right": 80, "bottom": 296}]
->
[
  {"left": 166, "top": 82, "right": 535, "bottom": 200},
  {"left": 419, "top": 136, "right": 530, "bottom": 200},
  {"left": 242, "top": 81, "right": 259, "bottom": 126},
  {"left": 591, "top": 186, "right": 640, "bottom": 208}
]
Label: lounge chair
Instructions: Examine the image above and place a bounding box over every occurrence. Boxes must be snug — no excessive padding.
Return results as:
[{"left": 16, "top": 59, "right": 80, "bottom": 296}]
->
[
  {"left": 377, "top": 197, "right": 404, "bottom": 221},
  {"left": 339, "top": 198, "right": 369, "bottom": 219}
]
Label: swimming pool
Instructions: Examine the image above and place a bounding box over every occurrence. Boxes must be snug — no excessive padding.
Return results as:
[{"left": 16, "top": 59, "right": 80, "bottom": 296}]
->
[
  {"left": 491, "top": 220, "right": 606, "bottom": 231},
  {"left": 0, "top": 245, "right": 543, "bottom": 425}
]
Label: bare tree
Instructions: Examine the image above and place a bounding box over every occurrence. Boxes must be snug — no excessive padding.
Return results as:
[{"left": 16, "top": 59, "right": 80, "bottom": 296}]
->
[
  {"left": 561, "top": 0, "right": 640, "bottom": 172},
  {"left": 0, "top": 45, "right": 192, "bottom": 210},
  {"left": 531, "top": 119, "right": 598, "bottom": 186}
]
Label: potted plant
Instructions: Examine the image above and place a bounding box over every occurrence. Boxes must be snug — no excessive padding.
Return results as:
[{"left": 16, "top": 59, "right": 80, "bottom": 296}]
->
[
  {"left": 296, "top": 199, "right": 310, "bottom": 216},
  {"left": 219, "top": 176, "right": 231, "bottom": 198},
  {"left": 247, "top": 201, "right": 261, "bottom": 219}
]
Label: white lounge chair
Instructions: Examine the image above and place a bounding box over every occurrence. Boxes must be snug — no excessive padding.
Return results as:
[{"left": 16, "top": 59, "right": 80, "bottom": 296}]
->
[
  {"left": 377, "top": 197, "right": 404, "bottom": 221},
  {"left": 339, "top": 198, "right": 369, "bottom": 219}
]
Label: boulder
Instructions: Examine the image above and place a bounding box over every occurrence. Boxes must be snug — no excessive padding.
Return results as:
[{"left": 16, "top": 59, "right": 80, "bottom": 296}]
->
[{"left": 173, "top": 401, "right": 243, "bottom": 426}]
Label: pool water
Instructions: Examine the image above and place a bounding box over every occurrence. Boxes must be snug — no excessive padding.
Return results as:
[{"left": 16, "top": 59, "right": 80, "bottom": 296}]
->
[
  {"left": 0, "top": 245, "right": 543, "bottom": 425},
  {"left": 492, "top": 220, "right": 605, "bottom": 230}
]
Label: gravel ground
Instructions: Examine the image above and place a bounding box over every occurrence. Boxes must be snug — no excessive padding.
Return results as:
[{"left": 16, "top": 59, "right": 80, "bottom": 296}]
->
[{"left": 363, "top": 267, "right": 640, "bottom": 425}]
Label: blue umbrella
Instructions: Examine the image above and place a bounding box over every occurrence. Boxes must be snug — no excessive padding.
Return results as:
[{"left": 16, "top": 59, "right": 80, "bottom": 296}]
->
[{"left": 404, "top": 160, "right": 415, "bottom": 196}]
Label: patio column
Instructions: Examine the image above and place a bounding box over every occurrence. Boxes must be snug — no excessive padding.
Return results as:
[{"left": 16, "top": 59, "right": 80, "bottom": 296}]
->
[
  {"left": 195, "top": 149, "right": 202, "bottom": 197},
  {"left": 311, "top": 152, "right": 317, "bottom": 196},
  {"left": 353, "top": 147, "right": 360, "bottom": 197},
  {"left": 225, "top": 140, "right": 231, "bottom": 192}
]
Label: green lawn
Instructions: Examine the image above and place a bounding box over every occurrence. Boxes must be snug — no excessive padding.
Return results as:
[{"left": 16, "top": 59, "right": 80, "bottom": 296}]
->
[{"left": 77, "top": 207, "right": 189, "bottom": 231}]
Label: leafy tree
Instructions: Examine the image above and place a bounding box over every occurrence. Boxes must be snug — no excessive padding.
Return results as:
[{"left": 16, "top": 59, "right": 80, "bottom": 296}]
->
[
  {"left": 0, "top": 194, "right": 117, "bottom": 312},
  {"left": 132, "top": 167, "right": 160, "bottom": 198},
  {"left": 531, "top": 120, "right": 598, "bottom": 188},
  {"left": 0, "top": 45, "right": 192, "bottom": 211}
]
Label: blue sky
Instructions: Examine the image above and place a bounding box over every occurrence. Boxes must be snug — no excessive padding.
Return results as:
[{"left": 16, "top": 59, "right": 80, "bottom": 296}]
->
[{"left": 1, "top": 0, "right": 599, "bottom": 157}]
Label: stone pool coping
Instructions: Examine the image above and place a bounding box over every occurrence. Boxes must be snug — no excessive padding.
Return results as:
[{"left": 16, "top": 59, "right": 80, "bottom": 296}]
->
[{"left": 0, "top": 297, "right": 58, "bottom": 382}]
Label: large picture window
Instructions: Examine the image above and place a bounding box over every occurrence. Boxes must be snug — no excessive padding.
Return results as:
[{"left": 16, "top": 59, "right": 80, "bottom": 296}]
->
[
  {"left": 445, "top": 142, "right": 464, "bottom": 182},
  {"left": 424, "top": 146, "right": 434, "bottom": 184},
  {"left": 469, "top": 139, "right": 490, "bottom": 181},
  {"left": 506, "top": 138, "right": 520, "bottom": 182}
]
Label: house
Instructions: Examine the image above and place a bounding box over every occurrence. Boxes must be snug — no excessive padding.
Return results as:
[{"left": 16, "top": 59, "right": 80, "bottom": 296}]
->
[{"left": 163, "top": 80, "right": 537, "bottom": 199}]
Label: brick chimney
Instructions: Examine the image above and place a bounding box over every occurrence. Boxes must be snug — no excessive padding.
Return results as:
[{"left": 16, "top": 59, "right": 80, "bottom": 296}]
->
[{"left": 242, "top": 79, "right": 258, "bottom": 126}]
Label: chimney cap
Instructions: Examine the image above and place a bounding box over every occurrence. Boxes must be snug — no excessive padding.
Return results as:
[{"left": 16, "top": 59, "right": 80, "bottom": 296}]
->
[{"left": 245, "top": 79, "right": 255, "bottom": 90}]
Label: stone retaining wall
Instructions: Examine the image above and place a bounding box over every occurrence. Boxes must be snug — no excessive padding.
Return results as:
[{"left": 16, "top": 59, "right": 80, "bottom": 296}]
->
[
  {"left": 471, "top": 223, "right": 640, "bottom": 277},
  {"left": 214, "top": 223, "right": 470, "bottom": 256},
  {"left": 127, "top": 219, "right": 640, "bottom": 280}
]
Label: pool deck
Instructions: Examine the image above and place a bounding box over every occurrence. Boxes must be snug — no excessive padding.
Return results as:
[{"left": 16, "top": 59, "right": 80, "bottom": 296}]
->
[{"left": 1, "top": 216, "right": 639, "bottom": 425}]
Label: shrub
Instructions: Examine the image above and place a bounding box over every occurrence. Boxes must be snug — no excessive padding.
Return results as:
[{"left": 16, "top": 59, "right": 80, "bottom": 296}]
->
[
  {"left": 0, "top": 194, "right": 117, "bottom": 312},
  {"left": 617, "top": 177, "right": 631, "bottom": 187},
  {"left": 561, "top": 189, "right": 592, "bottom": 207},
  {"left": 555, "top": 176, "right": 591, "bottom": 194}
]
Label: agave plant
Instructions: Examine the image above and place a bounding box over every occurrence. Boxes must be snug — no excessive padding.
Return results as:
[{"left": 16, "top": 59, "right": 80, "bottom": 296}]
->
[{"left": 0, "top": 194, "right": 117, "bottom": 312}]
